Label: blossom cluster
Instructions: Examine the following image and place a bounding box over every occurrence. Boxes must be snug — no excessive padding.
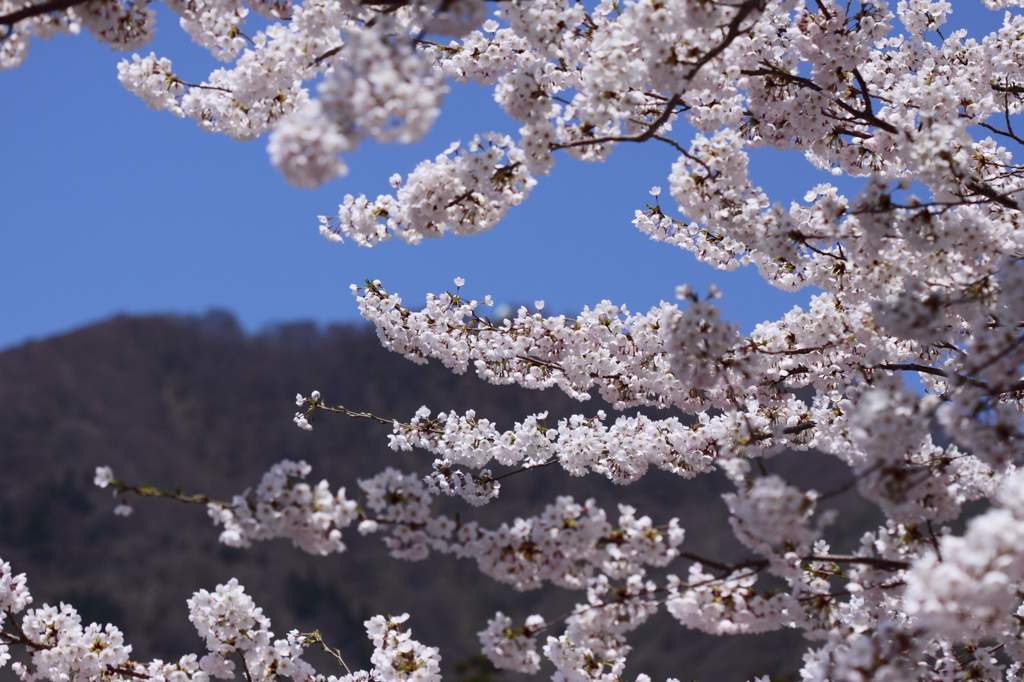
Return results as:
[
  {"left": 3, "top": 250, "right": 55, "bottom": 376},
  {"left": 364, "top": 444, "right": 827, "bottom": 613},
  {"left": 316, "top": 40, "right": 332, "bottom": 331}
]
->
[
  {"left": 477, "top": 612, "right": 545, "bottom": 674},
  {"left": 361, "top": 614, "right": 442, "bottom": 682},
  {"left": 207, "top": 459, "right": 359, "bottom": 555},
  {"left": 319, "top": 135, "right": 536, "bottom": 245},
  {"left": 0, "top": 554, "right": 450, "bottom": 682},
  {"left": 390, "top": 404, "right": 717, "bottom": 497},
  {"left": 186, "top": 578, "right": 320, "bottom": 682},
  {"left": 330, "top": 466, "right": 686, "bottom": 593}
]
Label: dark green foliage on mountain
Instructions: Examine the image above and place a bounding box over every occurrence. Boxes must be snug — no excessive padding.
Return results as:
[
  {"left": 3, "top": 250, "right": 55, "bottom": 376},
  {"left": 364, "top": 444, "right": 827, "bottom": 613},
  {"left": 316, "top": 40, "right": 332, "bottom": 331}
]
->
[{"left": 0, "top": 312, "right": 877, "bottom": 681}]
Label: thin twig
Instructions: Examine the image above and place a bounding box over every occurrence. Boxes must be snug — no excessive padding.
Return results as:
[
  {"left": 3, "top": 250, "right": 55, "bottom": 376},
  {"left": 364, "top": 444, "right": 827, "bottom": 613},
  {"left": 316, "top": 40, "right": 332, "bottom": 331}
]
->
[
  {"left": 175, "top": 79, "right": 233, "bottom": 94},
  {"left": 925, "top": 519, "right": 943, "bottom": 562},
  {"left": 315, "top": 403, "right": 401, "bottom": 427},
  {"left": 238, "top": 651, "right": 254, "bottom": 682},
  {"left": 490, "top": 458, "right": 559, "bottom": 481},
  {"left": 306, "top": 631, "right": 352, "bottom": 675},
  {"left": 111, "top": 482, "right": 212, "bottom": 506},
  {"left": 677, "top": 552, "right": 769, "bottom": 573},
  {"left": 806, "top": 554, "right": 910, "bottom": 571}
]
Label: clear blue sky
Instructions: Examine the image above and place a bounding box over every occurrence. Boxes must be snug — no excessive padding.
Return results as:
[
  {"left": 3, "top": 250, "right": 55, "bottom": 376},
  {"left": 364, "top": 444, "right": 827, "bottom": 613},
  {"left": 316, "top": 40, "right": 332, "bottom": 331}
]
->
[{"left": 0, "top": 6, "right": 1005, "bottom": 351}]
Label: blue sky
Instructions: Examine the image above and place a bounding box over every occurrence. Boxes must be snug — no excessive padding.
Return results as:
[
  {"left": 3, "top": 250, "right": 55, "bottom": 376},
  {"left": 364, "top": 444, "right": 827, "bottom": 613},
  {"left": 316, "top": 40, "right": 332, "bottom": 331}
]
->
[{"left": 0, "top": 5, "right": 1006, "bottom": 351}]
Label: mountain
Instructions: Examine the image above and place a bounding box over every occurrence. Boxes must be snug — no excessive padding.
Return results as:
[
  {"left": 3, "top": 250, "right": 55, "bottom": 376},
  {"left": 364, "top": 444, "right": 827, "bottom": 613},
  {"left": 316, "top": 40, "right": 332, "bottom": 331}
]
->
[{"left": 0, "top": 312, "right": 876, "bottom": 682}]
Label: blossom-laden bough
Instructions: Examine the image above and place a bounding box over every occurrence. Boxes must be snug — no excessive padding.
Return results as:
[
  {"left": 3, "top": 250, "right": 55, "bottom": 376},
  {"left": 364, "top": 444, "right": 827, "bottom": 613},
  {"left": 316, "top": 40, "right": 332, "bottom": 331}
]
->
[
  {"left": 9, "top": 0, "right": 1024, "bottom": 679},
  {"left": 0, "top": 556, "right": 443, "bottom": 682}
]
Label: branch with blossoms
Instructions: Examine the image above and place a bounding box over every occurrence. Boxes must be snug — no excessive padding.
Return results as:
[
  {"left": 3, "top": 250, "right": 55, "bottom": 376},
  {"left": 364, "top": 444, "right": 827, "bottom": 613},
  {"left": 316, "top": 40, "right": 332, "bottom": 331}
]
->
[
  {"left": 97, "top": 455, "right": 916, "bottom": 575},
  {"left": 0, "top": 553, "right": 446, "bottom": 682},
  {"left": 89, "top": 454, "right": 928, "bottom": 680},
  {"left": 293, "top": 390, "right": 830, "bottom": 497}
]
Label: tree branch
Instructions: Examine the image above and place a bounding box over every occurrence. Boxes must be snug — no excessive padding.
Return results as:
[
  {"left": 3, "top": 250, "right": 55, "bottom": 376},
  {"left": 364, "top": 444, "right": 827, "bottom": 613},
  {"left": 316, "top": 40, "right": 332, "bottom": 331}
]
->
[
  {"left": 676, "top": 552, "right": 769, "bottom": 573},
  {"left": 677, "top": 551, "right": 910, "bottom": 574},
  {"left": 876, "top": 363, "right": 992, "bottom": 390},
  {"left": 490, "top": 458, "right": 559, "bottom": 481},
  {"left": 806, "top": 554, "right": 910, "bottom": 571},
  {"left": 238, "top": 651, "right": 254, "bottom": 682},
  {"left": 991, "top": 82, "right": 1024, "bottom": 96},
  {"left": 111, "top": 482, "right": 212, "bottom": 506},
  {"left": 0, "top": 0, "right": 92, "bottom": 26}
]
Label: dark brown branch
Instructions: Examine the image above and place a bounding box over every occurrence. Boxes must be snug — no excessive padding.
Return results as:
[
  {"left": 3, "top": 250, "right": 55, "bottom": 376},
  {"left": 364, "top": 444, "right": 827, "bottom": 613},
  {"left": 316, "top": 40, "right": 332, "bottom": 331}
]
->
[
  {"left": 971, "top": 331, "right": 1024, "bottom": 377},
  {"left": 749, "top": 342, "right": 836, "bottom": 356},
  {"left": 238, "top": 651, "right": 254, "bottom": 682},
  {"left": 358, "top": 0, "right": 405, "bottom": 9},
  {"left": 964, "top": 179, "right": 1021, "bottom": 210},
  {"left": 315, "top": 403, "right": 570, "bottom": 479},
  {"left": 938, "top": 138, "right": 1024, "bottom": 211},
  {"left": 877, "top": 361, "right": 1024, "bottom": 396},
  {"left": 806, "top": 554, "right": 910, "bottom": 571},
  {"left": 2, "top": 609, "right": 38, "bottom": 651},
  {"left": 877, "top": 362, "right": 954, "bottom": 380},
  {"left": 832, "top": 126, "right": 872, "bottom": 139},
  {"left": 978, "top": 121, "right": 1024, "bottom": 148},
  {"left": 652, "top": 133, "right": 688, "bottom": 154},
  {"left": 2, "top": 609, "right": 162, "bottom": 681},
  {"left": 680, "top": 0, "right": 765, "bottom": 81},
  {"left": 552, "top": 93, "right": 684, "bottom": 151},
  {"left": 678, "top": 551, "right": 909, "bottom": 574},
  {"left": 783, "top": 422, "right": 816, "bottom": 435},
  {"left": 175, "top": 79, "right": 233, "bottom": 94},
  {"left": 0, "top": 0, "right": 91, "bottom": 25},
  {"left": 851, "top": 67, "right": 875, "bottom": 119},
  {"left": 794, "top": 231, "right": 847, "bottom": 260},
  {"left": 925, "top": 519, "right": 943, "bottom": 562},
  {"left": 315, "top": 403, "right": 402, "bottom": 427},
  {"left": 748, "top": 421, "right": 817, "bottom": 442},
  {"left": 312, "top": 44, "right": 343, "bottom": 65},
  {"left": 108, "top": 667, "right": 153, "bottom": 680},
  {"left": 876, "top": 363, "right": 993, "bottom": 390},
  {"left": 490, "top": 458, "right": 559, "bottom": 481},
  {"left": 992, "top": 82, "right": 1024, "bottom": 96}
]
